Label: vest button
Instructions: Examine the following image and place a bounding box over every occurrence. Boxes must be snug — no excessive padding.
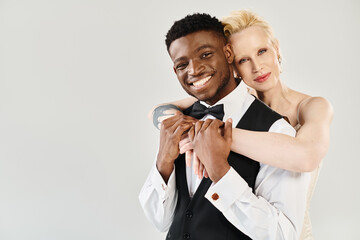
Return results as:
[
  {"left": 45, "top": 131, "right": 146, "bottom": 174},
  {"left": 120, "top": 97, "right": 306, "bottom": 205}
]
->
[
  {"left": 185, "top": 210, "right": 193, "bottom": 218},
  {"left": 183, "top": 233, "right": 191, "bottom": 239},
  {"left": 211, "top": 193, "right": 219, "bottom": 200}
]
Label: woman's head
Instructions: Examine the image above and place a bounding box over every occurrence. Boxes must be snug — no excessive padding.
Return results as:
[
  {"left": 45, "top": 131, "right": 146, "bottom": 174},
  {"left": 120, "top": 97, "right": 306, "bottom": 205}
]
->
[
  {"left": 222, "top": 10, "right": 282, "bottom": 92},
  {"left": 222, "top": 10, "right": 278, "bottom": 54}
]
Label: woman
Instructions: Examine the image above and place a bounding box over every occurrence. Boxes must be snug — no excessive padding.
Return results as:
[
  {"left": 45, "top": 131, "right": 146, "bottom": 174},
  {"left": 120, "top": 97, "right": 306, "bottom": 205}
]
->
[{"left": 151, "top": 10, "right": 333, "bottom": 239}]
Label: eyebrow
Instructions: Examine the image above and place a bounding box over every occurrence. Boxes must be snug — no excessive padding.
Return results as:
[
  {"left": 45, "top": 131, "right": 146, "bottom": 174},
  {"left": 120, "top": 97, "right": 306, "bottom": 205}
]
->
[
  {"left": 173, "top": 57, "right": 187, "bottom": 65},
  {"left": 173, "top": 44, "right": 215, "bottom": 64},
  {"left": 234, "top": 55, "right": 245, "bottom": 61},
  {"left": 195, "top": 44, "right": 214, "bottom": 53}
]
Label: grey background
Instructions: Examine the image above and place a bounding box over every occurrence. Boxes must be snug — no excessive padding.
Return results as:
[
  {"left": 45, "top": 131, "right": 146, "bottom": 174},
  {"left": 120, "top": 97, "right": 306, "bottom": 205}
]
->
[{"left": 0, "top": 0, "right": 359, "bottom": 239}]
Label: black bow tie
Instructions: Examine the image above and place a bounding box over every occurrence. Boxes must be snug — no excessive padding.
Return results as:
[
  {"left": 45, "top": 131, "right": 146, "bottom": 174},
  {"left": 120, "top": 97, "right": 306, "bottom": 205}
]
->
[{"left": 190, "top": 101, "right": 224, "bottom": 120}]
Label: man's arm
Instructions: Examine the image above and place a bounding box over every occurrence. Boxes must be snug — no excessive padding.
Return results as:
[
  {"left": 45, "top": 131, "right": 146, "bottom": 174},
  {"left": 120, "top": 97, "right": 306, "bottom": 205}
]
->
[
  {"left": 139, "top": 114, "right": 197, "bottom": 232},
  {"left": 191, "top": 118, "right": 309, "bottom": 239},
  {"left": 139, "top": 161, "right": 178, "bottom": 232}
]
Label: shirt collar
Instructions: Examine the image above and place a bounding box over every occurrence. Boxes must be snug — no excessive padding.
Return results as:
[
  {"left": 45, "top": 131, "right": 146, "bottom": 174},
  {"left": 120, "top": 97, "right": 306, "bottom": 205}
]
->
[{"left": 200, "top": 81, "right": 248, "bottom": 120}]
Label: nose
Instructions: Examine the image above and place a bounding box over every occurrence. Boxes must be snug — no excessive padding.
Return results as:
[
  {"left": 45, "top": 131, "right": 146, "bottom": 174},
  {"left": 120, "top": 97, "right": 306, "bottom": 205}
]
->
[
  {"left": 188, "top": 59, "right": 205, "bottom": 76},
  {"left": 252, "top": 59, "right": 262, "bottom": 73}
]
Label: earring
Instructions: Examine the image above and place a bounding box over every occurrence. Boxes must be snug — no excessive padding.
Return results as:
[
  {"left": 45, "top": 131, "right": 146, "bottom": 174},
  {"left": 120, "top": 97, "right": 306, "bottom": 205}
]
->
[{"left": 235, "top": 75, "right": 242, "bottom": 80}]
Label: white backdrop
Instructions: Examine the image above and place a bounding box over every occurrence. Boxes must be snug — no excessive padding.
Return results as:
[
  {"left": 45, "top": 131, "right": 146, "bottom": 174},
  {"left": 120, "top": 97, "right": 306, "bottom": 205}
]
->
[{"left": 0, "top": 0, "right": 359, "bottom": 239}]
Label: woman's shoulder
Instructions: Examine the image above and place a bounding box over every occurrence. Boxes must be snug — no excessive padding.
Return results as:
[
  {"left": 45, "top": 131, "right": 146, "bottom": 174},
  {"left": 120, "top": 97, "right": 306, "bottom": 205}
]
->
[
  {"left": 301, "top": 96, "right": 333, "bottom": 112},
  {"left": 298, "top": 96, "right": 334, "bottom": 124},
  {"left": 289, "top": 88, "right": 332, "bottom": 115}
]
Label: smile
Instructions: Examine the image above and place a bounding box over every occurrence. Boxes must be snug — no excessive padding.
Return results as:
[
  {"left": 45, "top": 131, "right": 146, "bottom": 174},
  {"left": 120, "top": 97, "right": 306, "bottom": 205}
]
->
[
  {"left": 192, "top": 75, "right": 212, "bottom": 88},
  {"left": 254, "top": 72, "right": 271, "bottom": 83}
]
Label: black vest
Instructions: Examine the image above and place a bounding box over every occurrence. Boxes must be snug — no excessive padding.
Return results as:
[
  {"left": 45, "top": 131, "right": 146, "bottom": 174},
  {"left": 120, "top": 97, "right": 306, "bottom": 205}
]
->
[{"left": 166, "top": 98, "right": 283, "bottom": 240}]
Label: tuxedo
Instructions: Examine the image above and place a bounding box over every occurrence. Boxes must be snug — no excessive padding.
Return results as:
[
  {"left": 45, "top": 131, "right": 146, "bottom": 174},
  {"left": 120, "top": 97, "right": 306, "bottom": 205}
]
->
[
  {"left": 139, "top": 82, "right": 310, "bottom": 239},
  {"left": 166, "top": 97, "right": 282, "bottom": 240}
]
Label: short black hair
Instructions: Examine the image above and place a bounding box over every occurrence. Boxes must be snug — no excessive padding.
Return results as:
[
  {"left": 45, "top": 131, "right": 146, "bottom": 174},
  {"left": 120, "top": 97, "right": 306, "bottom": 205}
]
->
[{"left": 165, "top": 13, "right": 225, "bottom": 51}]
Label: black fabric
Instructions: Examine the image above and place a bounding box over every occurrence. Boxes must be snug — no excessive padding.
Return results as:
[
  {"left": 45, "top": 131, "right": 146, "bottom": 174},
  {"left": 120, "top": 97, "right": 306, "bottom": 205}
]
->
[
  {"left": 166, "top": 98, "right": 283, "bottom": 240},
  {"left": 190, "top": 101, "right": 224, "bottom": 120}
]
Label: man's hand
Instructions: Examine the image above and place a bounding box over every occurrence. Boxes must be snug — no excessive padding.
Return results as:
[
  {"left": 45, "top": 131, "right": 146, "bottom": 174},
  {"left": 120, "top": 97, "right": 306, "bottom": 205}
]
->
[
  {"left": 156, "top": 113, "right": 197, "bottom": 183},
  {"left": 188, "top": 119, "right": 232, "bottom": 183}
]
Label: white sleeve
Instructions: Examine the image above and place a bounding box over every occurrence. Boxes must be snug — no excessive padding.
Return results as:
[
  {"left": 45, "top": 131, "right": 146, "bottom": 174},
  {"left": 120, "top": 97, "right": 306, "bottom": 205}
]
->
[
  {"left": 138, "top": 160, "right": 178, "bottom": 232},
  {"left": 205, "top": 118, "right": 310, "bottom": 240},
  {"left": 268, "top": 118, "right": 296, "bottom": 136}
]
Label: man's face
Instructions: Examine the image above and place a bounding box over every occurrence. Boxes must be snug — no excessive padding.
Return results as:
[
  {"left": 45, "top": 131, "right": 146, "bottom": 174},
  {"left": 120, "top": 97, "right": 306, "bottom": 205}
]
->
[{"left": 168, "top": 30, "right": 236, "bottom": 106}]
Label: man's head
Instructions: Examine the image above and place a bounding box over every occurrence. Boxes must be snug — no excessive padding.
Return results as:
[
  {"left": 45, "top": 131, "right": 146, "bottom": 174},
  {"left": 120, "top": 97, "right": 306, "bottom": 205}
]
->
[{"left": 166, "top": 13, "right": 237, "bottom": 106}]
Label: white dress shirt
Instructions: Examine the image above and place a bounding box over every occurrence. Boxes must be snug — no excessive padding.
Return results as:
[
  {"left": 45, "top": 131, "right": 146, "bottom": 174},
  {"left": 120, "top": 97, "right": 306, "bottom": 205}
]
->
[{"left": 139, "top": 82, "right": 310, "bottom": 240}]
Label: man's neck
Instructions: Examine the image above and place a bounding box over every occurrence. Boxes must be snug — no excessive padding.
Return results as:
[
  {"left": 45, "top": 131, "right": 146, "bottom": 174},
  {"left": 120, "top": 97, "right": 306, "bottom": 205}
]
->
[{"left": 204, "top": 77, "right": 239, "bottom": 106}]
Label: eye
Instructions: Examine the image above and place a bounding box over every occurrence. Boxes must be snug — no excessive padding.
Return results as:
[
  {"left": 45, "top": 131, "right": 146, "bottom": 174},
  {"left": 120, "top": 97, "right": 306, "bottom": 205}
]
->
[
  {"left": 239, "top": 58, "right": 248, "bottom": 64},
  {"left": 175, "top": 63, "right": 188, "bottom": 70},
  {"left": 258, "top": 49, "right": 267, "bottom": 55},
  {"left": 201, "top": 52, "right": 213, "bottom": 58}
]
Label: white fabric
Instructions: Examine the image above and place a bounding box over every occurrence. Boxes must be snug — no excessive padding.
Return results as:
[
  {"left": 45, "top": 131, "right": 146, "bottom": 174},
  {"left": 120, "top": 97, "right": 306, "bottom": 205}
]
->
[
  {"left": 139, "top": 81, "right": 311, "bottom": 240},
  {"left": 295, "top": 107, "right": 321, "bottom": 240},
  {"left": 300, "top": 163, "right": 322, "bottom": 240}
]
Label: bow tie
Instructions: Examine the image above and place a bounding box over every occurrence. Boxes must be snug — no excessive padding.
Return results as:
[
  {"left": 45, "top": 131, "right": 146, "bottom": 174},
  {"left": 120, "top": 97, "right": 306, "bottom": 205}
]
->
[{"left": 190, "top": 101, "right": 224, "bottom": 120}]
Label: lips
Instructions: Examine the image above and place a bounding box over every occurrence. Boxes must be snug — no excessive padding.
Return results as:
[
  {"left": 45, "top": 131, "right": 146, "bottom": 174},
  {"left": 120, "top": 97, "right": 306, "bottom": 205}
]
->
[
  {"left": 254, "top": 72, "right": 271, "bottom": 83},
  {"left": 191, "top": 75, "right": 212, "bottom": 88}
]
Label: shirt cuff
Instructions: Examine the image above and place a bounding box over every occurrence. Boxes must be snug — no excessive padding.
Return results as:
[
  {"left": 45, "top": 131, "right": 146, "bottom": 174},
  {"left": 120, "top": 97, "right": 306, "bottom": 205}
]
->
[
  {"left": 205, "top": 167, "right": 249, "bottom": 211},
  {"left": 151, "top": 165, "right": 176, "bottom": 201}
]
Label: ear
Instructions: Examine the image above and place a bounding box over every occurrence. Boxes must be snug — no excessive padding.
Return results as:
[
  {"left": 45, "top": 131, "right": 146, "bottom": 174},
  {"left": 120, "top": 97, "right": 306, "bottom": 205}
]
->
[
  {"left": 223, "top": 43, "right": 234, "bottom": 64},
  {"left": 273, "top": 38, "right": 282, "bottom": 72},
  {"left": 273, "top": 38, "right": 281, "bottom": 59}
]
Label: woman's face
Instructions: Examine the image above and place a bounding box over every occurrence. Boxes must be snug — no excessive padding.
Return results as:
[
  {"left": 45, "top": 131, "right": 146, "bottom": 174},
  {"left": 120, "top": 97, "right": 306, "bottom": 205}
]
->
[{"left": 229, "top": 26, "right": 281, "bottom": 92}]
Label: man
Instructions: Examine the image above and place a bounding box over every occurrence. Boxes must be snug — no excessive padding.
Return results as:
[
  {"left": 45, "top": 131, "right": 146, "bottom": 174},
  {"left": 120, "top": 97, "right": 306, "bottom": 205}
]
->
[{"left": 139, "top": 13, "right": 309, "bottom": 240}]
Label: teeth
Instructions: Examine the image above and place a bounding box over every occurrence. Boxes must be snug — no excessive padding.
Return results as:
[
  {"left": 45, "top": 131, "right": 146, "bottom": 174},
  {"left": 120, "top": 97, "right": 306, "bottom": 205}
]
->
[{"left": 193, "top": 76, "right": 211, "bottom": 87}]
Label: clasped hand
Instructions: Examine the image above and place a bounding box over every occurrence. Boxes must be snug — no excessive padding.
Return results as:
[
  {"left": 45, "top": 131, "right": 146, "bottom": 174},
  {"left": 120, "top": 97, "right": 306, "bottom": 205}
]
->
[
  {"left": 157, "top": 112, "right": 232, "bottom": 183},
  {"left": 183, "top": 118, "right": 233, "bottom": 183}
]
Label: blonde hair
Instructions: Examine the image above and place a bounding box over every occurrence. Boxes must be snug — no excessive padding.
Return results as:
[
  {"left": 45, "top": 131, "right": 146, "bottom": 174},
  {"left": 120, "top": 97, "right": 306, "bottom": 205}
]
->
[{"left": 222, "top": 10, "right": 282, "bottom": 62}]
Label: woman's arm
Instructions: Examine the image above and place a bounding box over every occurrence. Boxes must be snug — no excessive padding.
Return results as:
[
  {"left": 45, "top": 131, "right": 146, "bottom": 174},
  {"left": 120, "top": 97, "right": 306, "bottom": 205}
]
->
[
  {"left": 164, "top": 97, "right": 198, "bottom": 111},
  {"left": 150, "top": 96, "right": 333, "bottom": 173},
  {"left": 231, "top": 97, "right": 334, "bottom": 172},
  {"left": 148, "top": 97, "right": 197, "bottom": 129}
]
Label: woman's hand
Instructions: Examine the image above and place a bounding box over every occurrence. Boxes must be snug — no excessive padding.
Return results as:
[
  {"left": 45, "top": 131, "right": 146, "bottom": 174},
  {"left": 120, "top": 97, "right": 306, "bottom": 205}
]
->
[
  {"left": 180, "top": 135, "right": 208, "bottom": 179},
  {"left": 156, "top": 108, "right": 182, "bottom": 130},
  {"left": 188, "top": 119, "right": 232, "bottom": 183}
]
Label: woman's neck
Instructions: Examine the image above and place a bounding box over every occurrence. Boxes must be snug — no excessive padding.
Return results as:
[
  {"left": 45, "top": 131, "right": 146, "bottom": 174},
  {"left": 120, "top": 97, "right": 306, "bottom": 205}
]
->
[{"left": 256, "top": 80, "right": 291, "bottom": 114}]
